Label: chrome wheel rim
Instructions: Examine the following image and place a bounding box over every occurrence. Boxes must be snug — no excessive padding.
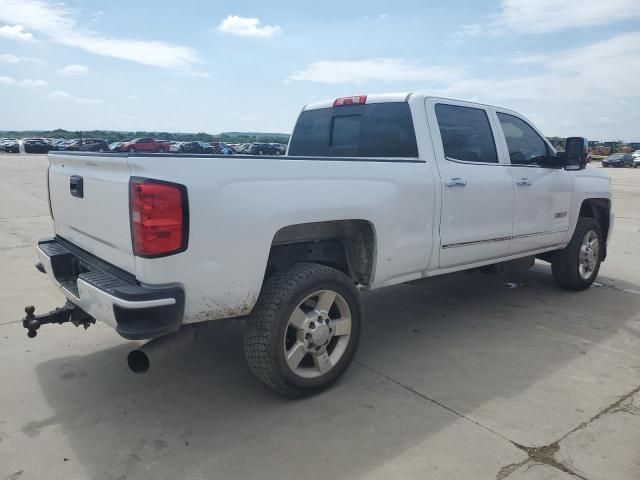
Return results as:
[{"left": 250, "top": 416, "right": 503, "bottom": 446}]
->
[
  {"left": 283, "top": 290, "right": 352, "bottom": 379},
  {"left": 578, "top": 230, "right": 599, "bottom": 280}
]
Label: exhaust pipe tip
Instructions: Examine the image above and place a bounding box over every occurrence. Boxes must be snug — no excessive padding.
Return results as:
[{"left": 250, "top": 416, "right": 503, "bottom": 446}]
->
[
  {"left": 127, "top": 325, "right": 197, "bottom": 374},
  {"left": 128, "top": 349, "right": 150, "bottom": 374}
]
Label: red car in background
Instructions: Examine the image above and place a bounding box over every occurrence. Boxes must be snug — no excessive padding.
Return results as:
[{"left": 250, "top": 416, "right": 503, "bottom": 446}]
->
[{"left": 118, "top": 137, "right": 170, "bottom": 153}]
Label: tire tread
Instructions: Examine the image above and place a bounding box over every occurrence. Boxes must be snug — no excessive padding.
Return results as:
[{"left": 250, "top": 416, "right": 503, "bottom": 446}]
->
[
  {"left": 551, "top": 217, "right": 602, "bottom": 290},
  {"left": 243, "top": 262, "right": 360, "bottom": 397}
]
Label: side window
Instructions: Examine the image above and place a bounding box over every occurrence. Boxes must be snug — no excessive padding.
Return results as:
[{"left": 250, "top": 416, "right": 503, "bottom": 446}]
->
[
  {"left": 435, "top": 104, "right": 498, "bottom": 163},
  {"left": 497, "top": 113, "right": 549, "bottom": 166}
]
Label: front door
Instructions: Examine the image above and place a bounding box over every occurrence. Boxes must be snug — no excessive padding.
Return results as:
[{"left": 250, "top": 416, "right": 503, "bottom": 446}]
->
[
  {"left": 426, "top": 99, "right": 515, "bottom": 269},
  {"left": 493, "top": 111, "right": 572, "bottom": 253}
]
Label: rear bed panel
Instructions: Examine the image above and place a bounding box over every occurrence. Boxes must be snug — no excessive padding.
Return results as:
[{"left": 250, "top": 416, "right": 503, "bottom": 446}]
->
[{"left": 48, "top": 152, "right": 136, "bottom": 274}]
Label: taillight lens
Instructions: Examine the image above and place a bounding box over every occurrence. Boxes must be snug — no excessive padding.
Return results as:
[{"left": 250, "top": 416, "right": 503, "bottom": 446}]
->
[{"left": 129, "top": 178, "right": 188, "bottom": 257}]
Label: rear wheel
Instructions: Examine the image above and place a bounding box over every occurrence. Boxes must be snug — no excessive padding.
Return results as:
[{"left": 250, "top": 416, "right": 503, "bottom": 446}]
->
[
  {"left": 551, "top": 217, "right": 603, "bottom": 290},
  {"left": 243, "top": 262, "right": 362, "bottom": 397}
]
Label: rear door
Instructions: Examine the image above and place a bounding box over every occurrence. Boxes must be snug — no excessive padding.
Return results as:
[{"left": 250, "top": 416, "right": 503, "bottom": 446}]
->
[
  {"left": 493, "top": 110, "right": 572, "bottom": 252},
  {"left": 48, "top": 152, "right": 136, "bottom": 273},
  {"left": 426, "top": 99, "right": 514, "bottom": 268}
]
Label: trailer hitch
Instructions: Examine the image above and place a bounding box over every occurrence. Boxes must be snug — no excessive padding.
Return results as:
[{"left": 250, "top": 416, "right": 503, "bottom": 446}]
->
[{"left": 22, "top": 301, "right": 95, "bottom": 338}]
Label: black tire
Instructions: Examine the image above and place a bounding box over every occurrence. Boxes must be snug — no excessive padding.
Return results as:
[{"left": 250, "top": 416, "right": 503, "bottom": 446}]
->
[
  {"left": 551, "top": 217, "right": 603, "bottom": 291},
  {"left": 243, "top": 262, "right": 362, "bottom": 397}
]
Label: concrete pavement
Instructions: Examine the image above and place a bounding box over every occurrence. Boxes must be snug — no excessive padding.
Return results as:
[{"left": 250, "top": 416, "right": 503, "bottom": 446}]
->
[{"left": 1, "top": 155, "right": 638, "bottom": 480}]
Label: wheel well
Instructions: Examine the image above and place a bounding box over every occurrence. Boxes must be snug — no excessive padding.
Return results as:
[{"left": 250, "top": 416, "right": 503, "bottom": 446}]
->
[
  {"left": 266, "top": 220, "right": 375, "bottom": 286},
  {"left": 579, "top": 199, "right": 610, "bottom": 239}
]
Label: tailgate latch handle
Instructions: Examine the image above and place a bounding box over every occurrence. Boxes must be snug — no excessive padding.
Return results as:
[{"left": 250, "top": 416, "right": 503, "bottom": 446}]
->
[{"left": 70, "top": 175, "right": 84, "bottom": 198}]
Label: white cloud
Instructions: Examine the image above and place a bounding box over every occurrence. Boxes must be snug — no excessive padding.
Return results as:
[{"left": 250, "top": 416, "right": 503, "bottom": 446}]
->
[
  {"left": 461, "top": 0, "right": 640, "bottom": 36},
  {"left": 20, "top": 78, "right": 47, "bottom": 87},
  {"left": 0, "top": 0, "right": 200, "bottom": 70},
  {"left": 49, "top": 90, "right": 102, "bottom": 104},
  {"left": 498, "top": 0, "right": 640, "bottom": 33},
  {"left": 0, "top": 53, "right": 20, "bottom": 63},
  {"left": 433, "top": 31, "right": 640, "bottom": 139},
  {"left": 439, "top": 32, "right": 640, "bottom": 103},
  {"left": 288, "top": 58, "right": 463, "bottom": 85},
  {"left": 59, "top": 64, "right": 89, "bottom": 75},
  {"left": 0, "top": 75, "right": 47, "bottom": 87},
  {"left": 0, "top": 53, "right": 42, "bottom": 64},
  {"left": 49, "top": 90, "right": 70, "bottom": 98},
  {"left": 218, "top": 15, "right": 282, "bottom": 38},
  {"left": 0, "top": 24, "right": 34, "bottom": 41}
]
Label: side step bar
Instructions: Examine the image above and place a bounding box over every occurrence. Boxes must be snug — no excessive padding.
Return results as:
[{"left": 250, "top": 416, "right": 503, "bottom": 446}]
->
[{"left": 22, "top": 301, "right": 95, "bottom": 338}]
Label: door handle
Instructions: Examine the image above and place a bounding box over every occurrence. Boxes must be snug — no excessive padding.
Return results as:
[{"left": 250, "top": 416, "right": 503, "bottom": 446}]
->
[
  {"left": 516, "top": 178, "right": 532, "bottom": 186},
  {"left": 444, "top": 178, "right": 467, "bottom": 187}
]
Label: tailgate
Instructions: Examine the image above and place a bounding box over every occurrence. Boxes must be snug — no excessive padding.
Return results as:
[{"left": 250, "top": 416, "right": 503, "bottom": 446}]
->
[{"left": 48, "top": 152, "right": 135, "bottom": 273}]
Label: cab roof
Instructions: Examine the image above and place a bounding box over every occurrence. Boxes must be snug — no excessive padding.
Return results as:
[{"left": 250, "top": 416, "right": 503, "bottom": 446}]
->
[
  {"left": 303, "top": 93, "right": 412, "bottom": 111},
  {"left": 302, "top": 93, "right": 514, "bottom": 114}
]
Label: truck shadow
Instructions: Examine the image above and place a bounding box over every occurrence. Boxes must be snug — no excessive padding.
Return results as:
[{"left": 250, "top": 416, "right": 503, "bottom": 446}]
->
[{"left": 30, "top": 264, "right": 640, "bottom": 480}]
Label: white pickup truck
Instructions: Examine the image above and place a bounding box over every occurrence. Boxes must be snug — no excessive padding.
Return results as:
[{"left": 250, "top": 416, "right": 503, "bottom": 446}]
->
[{"left": 24, "top": 93, "right": 612, "bottom": 397}]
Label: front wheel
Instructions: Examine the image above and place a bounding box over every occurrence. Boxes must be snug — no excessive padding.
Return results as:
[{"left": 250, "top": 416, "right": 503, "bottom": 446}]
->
[
  {"left": 243, "top": 262, "right": 362, "bottom": 397},
  {"left": 551, "top": 218, "right": 603, "bottom": 290}
]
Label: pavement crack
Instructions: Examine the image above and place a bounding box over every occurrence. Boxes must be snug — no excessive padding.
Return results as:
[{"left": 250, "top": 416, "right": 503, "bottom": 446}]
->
[
  {"left": 357, "top": 360, "right": 639, "bottom": 480},
  {"left": 354, "top": 360, "right": 516, "bottom": 444},
  {"left": 355, "top": 360, "right": 589, "bottom": 479},
  {"left": 558, "top": 384, "right": 640, "bottom": 442},
  {"left": 498, "top": 442, "right": 589, "bottom": 480},
  {"left": 497, "top": 384, "right": 640, "bottom": 479}
]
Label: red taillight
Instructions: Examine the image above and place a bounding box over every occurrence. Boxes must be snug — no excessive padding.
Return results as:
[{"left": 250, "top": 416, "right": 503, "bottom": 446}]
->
[
  {"left": 129, "top": 178, "right": 188, "bottom": 257},
  {"left": 333, "top": 95, "right": 367, "bottom": 107}
]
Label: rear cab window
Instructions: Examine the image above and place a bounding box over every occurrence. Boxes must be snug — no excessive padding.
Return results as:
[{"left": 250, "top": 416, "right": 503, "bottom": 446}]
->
[{"left": 288, "top": 102, "right": 418, "bottom": 158}]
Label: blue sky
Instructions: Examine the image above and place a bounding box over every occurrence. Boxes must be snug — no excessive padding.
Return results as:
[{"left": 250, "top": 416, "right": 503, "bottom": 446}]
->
[{"left": 1, "top": 0, "right": 639, "bottom": 140}]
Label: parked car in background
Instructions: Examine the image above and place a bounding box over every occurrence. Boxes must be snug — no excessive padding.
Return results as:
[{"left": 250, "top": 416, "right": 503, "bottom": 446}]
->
[
  {"left": 211, "top": 142, "right": 235, "bottom": 155},
  {"left": 234, "top": 143, "right": 251, "bottom": 154},
  {"left": 56, "top": 140, "right": 77, "bottom": 151},
  {"left": 23, "top": 138, "right": 53, "bottom": 154},
  {"left": 117, "top": 138, "right": 169, "bottom": 153},
  {"left": 169, "top": 141, "right": 183, "bottom": 153},
  {"left": 633, "top": 156, "right": 640, "bottom": 168},
  {"left": 62, "top": 138, "right": 110, "bottom": 152},
  {"left": 0, "top": 138, "right": 19, "bottom": 153},
  {"left": 602, "top": 153, "right": 634, "bottom": 167},
  {"left": 180, "top": 141, "right": 213, "bottom": 154},
  {"left": 243, "top": 142, "right": 283, "bottom": 155}
]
